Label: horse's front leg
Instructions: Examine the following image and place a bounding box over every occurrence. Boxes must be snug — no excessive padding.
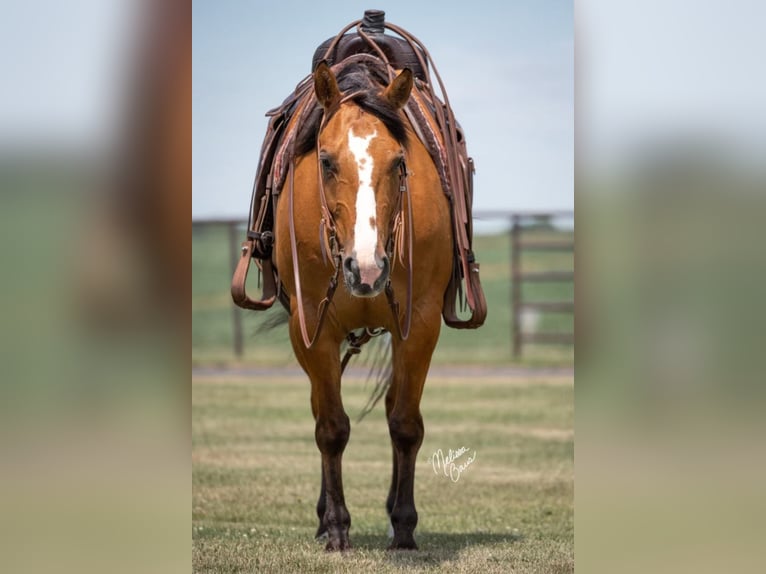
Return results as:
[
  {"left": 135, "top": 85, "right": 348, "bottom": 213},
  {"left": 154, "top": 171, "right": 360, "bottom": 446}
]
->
[
  {"left": 386, "top": 309, "right": 441, "bottom": 550},
  {"left": 315, "top": 463, "right": 327, "bottom": 540},
  {"left": 289, "top": 316, "right": 351, "bottom": 551},
  {"left": 384, "top": 389, "right": 397, "bottom": 538}
]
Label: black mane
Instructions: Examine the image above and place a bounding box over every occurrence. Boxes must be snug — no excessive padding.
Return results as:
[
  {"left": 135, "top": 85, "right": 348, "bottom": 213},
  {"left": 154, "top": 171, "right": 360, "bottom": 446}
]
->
[{"left": 294, "top": 60, "right": 409, "bottom": 157}]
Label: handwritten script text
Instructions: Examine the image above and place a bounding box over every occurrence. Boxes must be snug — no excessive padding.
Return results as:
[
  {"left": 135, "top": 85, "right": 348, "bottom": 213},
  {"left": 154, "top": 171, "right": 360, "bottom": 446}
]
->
[{"left": 431, "top": 446, "right": 477, "bottom": 482}]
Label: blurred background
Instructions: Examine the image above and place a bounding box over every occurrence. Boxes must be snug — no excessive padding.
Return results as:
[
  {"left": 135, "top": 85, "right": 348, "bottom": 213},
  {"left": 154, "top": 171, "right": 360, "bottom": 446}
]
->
[
  {"left": 578, "top": 1, "right": 766, "bottom": 572},
  {"left": 1, "top": 1, "right": 189, "bottom": 573}
]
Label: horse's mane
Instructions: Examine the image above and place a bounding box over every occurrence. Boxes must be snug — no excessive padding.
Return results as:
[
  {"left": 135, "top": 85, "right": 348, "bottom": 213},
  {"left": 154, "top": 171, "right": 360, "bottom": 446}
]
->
[{"left": 294, "top": 59, "right": 409, "bottom": 157}]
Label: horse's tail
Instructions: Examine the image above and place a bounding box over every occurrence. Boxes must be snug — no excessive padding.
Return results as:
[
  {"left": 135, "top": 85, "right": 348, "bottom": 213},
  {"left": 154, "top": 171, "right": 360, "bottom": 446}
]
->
[
  {"left": 255, "top": 306, "right": 290, "bottom": 333},
  {"left": 257, "top": 313, "right": 393, "bottom": 420},
  {"left": 354, "top": 332, "right": 393, "bottom": 422}
]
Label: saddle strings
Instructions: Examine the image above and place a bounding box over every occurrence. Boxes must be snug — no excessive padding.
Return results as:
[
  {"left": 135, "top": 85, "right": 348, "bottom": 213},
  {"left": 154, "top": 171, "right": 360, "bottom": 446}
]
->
[{"left": 385, "top": 159, "right": 413, "bottom": 341}]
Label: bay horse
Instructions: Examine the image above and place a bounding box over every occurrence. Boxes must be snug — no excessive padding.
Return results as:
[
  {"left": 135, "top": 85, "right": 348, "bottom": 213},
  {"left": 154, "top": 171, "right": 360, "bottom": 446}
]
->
[{"left": 273, "top": 59, "right": 453, "bottom": 551}]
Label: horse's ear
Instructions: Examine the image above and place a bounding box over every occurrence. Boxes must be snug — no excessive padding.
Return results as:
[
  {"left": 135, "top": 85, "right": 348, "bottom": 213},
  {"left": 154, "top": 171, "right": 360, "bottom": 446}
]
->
[
  {"left": 383, "top": 68, "right": 413, "bottom": 109},
  {"left": 314, "top": 61, "right": 340, "bottom": 110}
]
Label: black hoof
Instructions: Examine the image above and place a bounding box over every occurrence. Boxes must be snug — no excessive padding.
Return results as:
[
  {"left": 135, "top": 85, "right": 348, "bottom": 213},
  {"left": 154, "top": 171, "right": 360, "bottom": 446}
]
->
[
  {"left": 325, "top": 537, "right": 351, "bottom": 552},
  {"left": 315, "top": 523, "right": 328, "bottom": 540},
  {"left": 387, "top": 538, "right": 418, "bottom": 551}
]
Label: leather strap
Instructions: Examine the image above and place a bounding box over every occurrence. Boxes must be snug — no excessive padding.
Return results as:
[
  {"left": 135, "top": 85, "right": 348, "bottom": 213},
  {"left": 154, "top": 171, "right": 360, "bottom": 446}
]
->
[
  {"left": 339, "top": 328, "right": 383, "bottom": 373},
  {"left": 287, "top": 160, "right": 341, "bottom": 348},
  {"left": 385, "top": 161, "right": 413, "bottom": 341},
  {"left": 442, "top": 259, "right": 487, "bottom": 329},
  {"left": 231, "top": 238, "right": 278, "bottom": 310}
]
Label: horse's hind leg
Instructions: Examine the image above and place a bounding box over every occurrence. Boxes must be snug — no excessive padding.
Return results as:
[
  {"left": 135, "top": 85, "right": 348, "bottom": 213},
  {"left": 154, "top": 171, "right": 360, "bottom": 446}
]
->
[
  {"left": 290, "top": 319, "right": 351, "bottom": 551},
  {"left": 386, "top": 309, "right": 441, "bottom": 550}
]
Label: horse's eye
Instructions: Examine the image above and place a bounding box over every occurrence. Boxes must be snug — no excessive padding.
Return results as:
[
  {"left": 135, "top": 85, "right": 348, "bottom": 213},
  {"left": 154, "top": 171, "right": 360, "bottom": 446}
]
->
[{"left": 319, "top": 154, "right": 335, "bottom": 177}]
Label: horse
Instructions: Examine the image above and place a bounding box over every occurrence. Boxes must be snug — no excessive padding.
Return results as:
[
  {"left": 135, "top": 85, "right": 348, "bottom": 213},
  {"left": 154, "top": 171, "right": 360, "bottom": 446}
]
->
[{"left": 272, "top": 59, "right": 454, "bottom": 551}]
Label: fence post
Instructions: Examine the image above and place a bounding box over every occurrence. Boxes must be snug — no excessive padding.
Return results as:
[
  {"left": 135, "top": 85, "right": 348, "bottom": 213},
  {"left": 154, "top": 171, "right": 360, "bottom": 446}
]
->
[
  {"left": 228, "top": 222, "right": 244, "bottom": 358},
  {"left": 511, "top": 214, "right": 522, "bottom": 359}
]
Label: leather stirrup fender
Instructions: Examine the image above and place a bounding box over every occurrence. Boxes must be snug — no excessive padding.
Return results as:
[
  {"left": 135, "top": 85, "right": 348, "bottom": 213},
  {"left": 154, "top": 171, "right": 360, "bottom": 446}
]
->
[{"left": 231, "top": 239, "right": 278, "bottom": 311}]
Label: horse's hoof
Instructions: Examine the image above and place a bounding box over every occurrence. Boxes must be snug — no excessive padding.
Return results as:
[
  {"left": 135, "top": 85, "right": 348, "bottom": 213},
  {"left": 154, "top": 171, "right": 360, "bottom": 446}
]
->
[
  {"left": 387, "top": 538, "right": 418, "bottom": 551},
  {"left": 315, "top": 524, "right": 328, "bottom": 541},
  {"left": 325, "top": 537, "right": 351, "bottom": 552}
]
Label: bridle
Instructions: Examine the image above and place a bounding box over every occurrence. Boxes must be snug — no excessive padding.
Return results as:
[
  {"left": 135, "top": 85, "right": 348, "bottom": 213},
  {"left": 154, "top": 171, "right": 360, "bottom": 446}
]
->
[{"left": 288, "top": 94, "right": 414, "bottom": 350}]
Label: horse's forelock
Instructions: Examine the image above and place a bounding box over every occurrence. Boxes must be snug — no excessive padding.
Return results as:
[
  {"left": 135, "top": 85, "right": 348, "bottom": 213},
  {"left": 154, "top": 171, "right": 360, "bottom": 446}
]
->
[{"left": 294, "top": 61, "right": 408, "bottom": 157}]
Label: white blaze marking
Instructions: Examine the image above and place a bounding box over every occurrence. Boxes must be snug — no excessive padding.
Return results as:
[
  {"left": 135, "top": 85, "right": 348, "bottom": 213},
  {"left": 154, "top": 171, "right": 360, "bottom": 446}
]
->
[{"left": 348, "top": 128, "right": 378, "bottom": 271}]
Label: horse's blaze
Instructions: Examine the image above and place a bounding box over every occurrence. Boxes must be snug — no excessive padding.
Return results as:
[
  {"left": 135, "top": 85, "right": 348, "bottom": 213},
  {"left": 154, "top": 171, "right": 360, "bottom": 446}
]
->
[{"left": 347, "top": 127, "right": 381, "bottom": 286}]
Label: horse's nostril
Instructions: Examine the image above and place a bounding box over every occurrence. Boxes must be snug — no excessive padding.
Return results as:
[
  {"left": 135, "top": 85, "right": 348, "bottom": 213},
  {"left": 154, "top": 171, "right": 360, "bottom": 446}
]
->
[
  {"left": 343, "top": 257, "right": 359, "bottom": 276},
  {"left": 344, "top": 254, "right": 389, "bottom": 294}
]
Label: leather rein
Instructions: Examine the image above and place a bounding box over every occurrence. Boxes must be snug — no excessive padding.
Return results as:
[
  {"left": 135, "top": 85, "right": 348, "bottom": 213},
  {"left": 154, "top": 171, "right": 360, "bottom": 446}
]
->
[{"left": 288, "top": 90, "right": 413, "bottom": 349}]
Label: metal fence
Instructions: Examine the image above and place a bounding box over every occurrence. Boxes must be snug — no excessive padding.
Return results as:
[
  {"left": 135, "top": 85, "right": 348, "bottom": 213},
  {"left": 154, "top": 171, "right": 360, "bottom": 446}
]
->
[{"left": 194, "top": 210, "right": 573, "bottom": 359}]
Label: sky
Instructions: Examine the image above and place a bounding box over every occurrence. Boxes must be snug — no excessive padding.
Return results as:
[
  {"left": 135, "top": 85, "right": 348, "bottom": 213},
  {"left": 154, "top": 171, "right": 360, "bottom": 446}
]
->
[
  {"left": 0, "top": 0, "right": 140, "bottom": 152},
  {"left": 579, "top": 0, "right": 766, "bottom": 172},
  {"left": 192, "top": 1, "right": 574, "bottom": 219},
  {"left": 3, "top": 2, "right": 762, "bottom": 211}
]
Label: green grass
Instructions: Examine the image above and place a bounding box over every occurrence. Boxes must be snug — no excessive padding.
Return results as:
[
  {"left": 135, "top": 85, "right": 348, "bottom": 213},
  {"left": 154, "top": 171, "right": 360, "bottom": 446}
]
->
[
  {"left": 192, "top": 371, "right": 574, "bottom": 573},
  {"left": 192, "top": 224, "right": 574, "bottom": 366}
]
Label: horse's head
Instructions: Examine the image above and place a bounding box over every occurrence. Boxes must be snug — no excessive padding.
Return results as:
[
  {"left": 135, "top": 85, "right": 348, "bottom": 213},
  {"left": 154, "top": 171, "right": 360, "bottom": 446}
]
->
[{"left": 313, "top": 62, "right": 413, "bottom": 297}]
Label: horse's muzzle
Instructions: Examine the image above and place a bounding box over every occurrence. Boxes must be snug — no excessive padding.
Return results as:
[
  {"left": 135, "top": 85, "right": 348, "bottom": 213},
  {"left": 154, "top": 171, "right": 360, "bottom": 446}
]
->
[{"left": 342, "top": 254, "right": 389, "bottom": 297}]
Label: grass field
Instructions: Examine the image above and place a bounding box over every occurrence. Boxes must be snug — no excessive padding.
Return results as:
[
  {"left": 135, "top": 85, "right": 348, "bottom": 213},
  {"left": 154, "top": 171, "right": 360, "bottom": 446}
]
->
[
  {"left": 192, "top": 369, "right": 574, "bottom": 573},
  {"left": 192, "top": 219, "right": 574, "bottom": 571},
  {"left": 192, "top": 223, "right": 574, "bottom": 366}
]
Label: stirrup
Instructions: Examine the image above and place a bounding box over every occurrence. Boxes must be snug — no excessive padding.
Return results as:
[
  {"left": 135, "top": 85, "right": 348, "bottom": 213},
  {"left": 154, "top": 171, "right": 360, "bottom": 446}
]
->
[{"left": 231, "top": 238, "right": 278, "bottom": 311}]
